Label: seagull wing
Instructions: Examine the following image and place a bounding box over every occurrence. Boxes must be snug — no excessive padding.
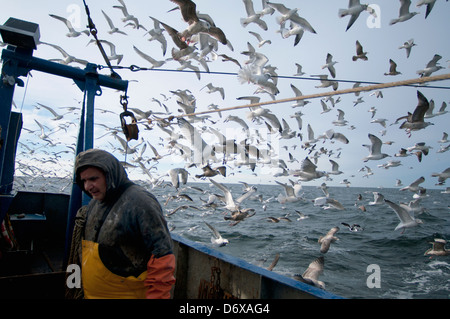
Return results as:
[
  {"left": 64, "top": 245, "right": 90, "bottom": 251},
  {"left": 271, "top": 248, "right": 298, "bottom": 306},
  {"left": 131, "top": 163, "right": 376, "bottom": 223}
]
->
[
  {"left": 235, "top": 187, "right": 256, "bottom": 204},
  {"left": 300, "top": 157, "right": 318, "bottom": 173},
  {"left": 209, "top": 179, "right": 235, "bottom": 208},
  {"left": 49, "top": 14, "right": 75, "bottom": 32},
  {"left": 368, "top": 133, "right": 383, "bottom": 154},
  {"left": 410, "top": 176, "right": 425, "bottom": 187},
  {"left": 385, "top": 199, "right": 415, "bottom": 225},
  {"left": 275, "top": 181, "right": 295, "bottom": 197},
  {"left": 204, "top": 222, "right": 222, "bottom": 240},
  {"left": 411, "top": 91, "right": 429, "bottom": 122},
  {"left": 302, "top": 256, "right": 324, "bottom": 282}
]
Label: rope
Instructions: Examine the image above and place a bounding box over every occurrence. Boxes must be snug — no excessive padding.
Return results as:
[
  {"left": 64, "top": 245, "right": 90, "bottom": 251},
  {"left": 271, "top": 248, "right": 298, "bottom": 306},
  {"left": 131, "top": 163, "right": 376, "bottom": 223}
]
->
[
  {"left": 82, "top": 0, "right": 121, "bottom": 79},
  {"left": 101, "top": 64, "right": 450, "bottom": 90},
  {"left": 156, "top": 73, "right": 450, "bottom": 122}
]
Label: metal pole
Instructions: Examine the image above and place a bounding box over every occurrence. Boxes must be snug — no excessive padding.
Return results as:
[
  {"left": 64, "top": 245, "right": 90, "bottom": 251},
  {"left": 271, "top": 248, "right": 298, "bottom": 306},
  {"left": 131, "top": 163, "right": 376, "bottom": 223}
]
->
[{"left": 0, "top": 47, "right": 31, "bottom": 222}]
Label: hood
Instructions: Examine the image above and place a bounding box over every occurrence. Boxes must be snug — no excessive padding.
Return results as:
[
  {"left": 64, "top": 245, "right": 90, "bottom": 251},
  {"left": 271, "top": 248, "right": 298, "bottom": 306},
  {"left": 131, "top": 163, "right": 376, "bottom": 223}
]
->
[{"left": 74, "top": 149, "right": 130, "bottom": 200}]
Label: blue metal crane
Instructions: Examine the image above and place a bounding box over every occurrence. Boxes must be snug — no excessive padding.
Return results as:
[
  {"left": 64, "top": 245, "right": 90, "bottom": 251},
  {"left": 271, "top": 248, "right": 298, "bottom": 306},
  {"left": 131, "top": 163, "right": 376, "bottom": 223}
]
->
[{"left": 0, "top": 17, "right": 128, "bottom": 261}]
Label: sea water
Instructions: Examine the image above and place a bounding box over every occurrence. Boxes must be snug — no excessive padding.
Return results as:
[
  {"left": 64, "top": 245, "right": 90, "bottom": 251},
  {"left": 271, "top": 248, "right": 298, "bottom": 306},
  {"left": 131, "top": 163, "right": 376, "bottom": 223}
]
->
[{"left": 13, "top": 177, "right": 450, "bottom": 299}]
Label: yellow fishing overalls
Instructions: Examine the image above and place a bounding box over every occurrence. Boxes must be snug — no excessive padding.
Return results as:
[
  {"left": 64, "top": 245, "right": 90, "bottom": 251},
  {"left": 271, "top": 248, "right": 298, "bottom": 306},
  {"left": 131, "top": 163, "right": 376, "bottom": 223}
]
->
[{"left": 82, "top": 240, "right": 147, "bottom": 299}]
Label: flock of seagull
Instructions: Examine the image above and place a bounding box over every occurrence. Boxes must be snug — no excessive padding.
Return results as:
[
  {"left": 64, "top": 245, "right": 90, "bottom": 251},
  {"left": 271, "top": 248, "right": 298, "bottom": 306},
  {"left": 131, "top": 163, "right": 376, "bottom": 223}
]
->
[{"left": 7, "top": 0, "right": 450, "bottom": 289}]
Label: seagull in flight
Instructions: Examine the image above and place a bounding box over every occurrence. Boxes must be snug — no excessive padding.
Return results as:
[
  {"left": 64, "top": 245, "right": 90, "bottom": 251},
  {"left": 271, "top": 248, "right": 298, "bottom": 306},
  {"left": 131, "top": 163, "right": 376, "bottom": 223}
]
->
[
  {"left": 318, "top": 227, "right": 339, "bottom": 253},
  {"left": 280, "top": 21, "right": 305, "bottom": 46},
  {"left": 209, "top": 178, "right": 256, "bottom": 213},
  {"left": 389, "top": 0, "right": 419, "bottom": 25},
  {"left": 338, "top": 0, "right": 375, "bottom": 31},
  {"left": 43, "top": 43, "right": 88, "bottom": 66},
  {"left": 400, "top": 176, "right": 425, "bottom": 193},
  {"left": 241, "top": 0, "right": 268, "bottom": 31},
  {"left": 384, "top": 199, "right": 423, "bottom": 233},
  {"left": 275, "top": 180, "right": 302, "bottom": 203},
  {"left": 293, "top": 256, "right": 325, "bottom": 289},
  {"left": 431, "top": 167, "right": 450, "bottom": 185},
  {"left": 352, "top": 40, "right": 368, "bottom": 61},
  {"left": 424, "top": 238, "right": 449, "bottom": 256},
  {"left": 368, "top": 192, "right": 385, "bottom": 205},
  {"left": 145, "top": 16, "right": 167, "bottom": 56},
  {"left": 362, "top": 133, "right": 390, "bottom": 162},
  {"left": 248, "top": 30, "right": 272, "bottom": 47},
  {"left": 332, "top": 109, "right": 348, "bottom": 126},
  {"left": 195, "top": 164, "right": 226, "bottom": 179},
  {"left": 290, "top": 84, "right": 310, "bottom": 108},
  {"left": 168, "top": 167, "right": 189, "bottom": 189},
  {"left": 48, "top": 14, "right": 89, "bottom": 37},
  {"left": 384, "top": 59, "right": 401, "bottom": 76},
  {"left": 341, "top": 223, "right": 363, "bottom": 232},
  {"left": 170, "top": 0, "right": 228, "bottom": 45},
  {"left": 291, "top": 157, "right": 327, "bottom": 182},
  {"left": 321, "top": 53, "right": 338, "bottom": 78},
  {"left": 201, "top": 83, "right": 225, "bottom": 100},
  {"left": 312, "top": 74, "right": 339, "bottom": 91},
  {"left": 87, "top": 39, "right": 123, "bottom": 65},
  {"left": 133, "top": 46, "right": 166, "bottom": 69},
  {"left": 267, "top": 2, "right": 317, "bottom": 34},
  {"left": 416, "top": 54, "right": 444, "bottom": 77},
  {"left": 113, "top": 0, "right": 144, "bottom": 30},
  {"left": 397, "top": 91, "right": 433, "bottom": 135},
  {"left": 416, "top": 0, "right": 438, "bottom": 19},
  {"left": 35, "top": 103, "right": 64, "bottom": 121},
  {"left": 101, "top": 10, "right": 127, "bottom": 35},
  {"left": 399, "top": 39, "right": 417, "bottom": 58},
  {"left": 204, "top": 222, "right": 229, "bottom": 247},
  {"left": 293, "top": 63, "right": 306, "bottom": 76}
]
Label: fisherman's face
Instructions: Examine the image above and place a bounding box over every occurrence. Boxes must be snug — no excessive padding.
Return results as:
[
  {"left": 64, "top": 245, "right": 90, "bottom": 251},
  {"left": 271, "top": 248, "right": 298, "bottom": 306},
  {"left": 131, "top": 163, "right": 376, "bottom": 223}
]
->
[{"left": 80, "top": 167, "right": 107, "bottom": 202}]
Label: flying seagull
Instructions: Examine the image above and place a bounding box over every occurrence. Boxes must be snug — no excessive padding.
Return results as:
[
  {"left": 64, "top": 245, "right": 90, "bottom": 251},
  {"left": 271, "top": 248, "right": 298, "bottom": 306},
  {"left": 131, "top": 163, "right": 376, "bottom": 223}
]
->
[
  {"left": 267, "top": 2, "right": 317, "bottom": 34},
  {"left": 204, "top": 222, "right": 229, "bottom": 246},
  {"left": 318, "top": 226, "right": 339, "bottom": 253},
  {"left": 241, "top": 0, "right": 269, "bottom": 30},
  {"left": 416, "top": 0, "right": 438, "bottom": 19},
  {"left": 399, "top": 38, "right": 417, "bottom": 58},
  {"left": 400, "top": 176, "right": 425, "bottom": 193},
  {"left": 209, "top": 178, "right": 256, "bottom": 213},
  {"left": 424, "top": 238, "right": 449, "bottom": 256},
  {"left": 384, "top": 199, "right": 423, "bottom": 233},
  {"left": 101, "top": 10, "right": 127, "bottom": 35},
  {"left": 362, "top": 133, "right": 390, "bottom": 162},
  {"left": 293, "top": 256, "right": 325, "bottom": 289},
  {"left": 384, "top": 59, "right": 401, "bottom": 76},
  {"left": 431, "top": 167, "right": 450, "bottom": 185},
  {"left": 170, "top": 0, "right": 228, "bottom": 45},
  {"left": 397, "top": 91, "right": 433, "bottom": 135},
  {"left": 321, "top": 53, "right": 338, "bottom": 78},
  {"left": 48, "top": 14, "right": 89, "bottom": 37},
  {"left": 133, "top": 46, "right": 166, "bottom": 69},
  {"left": 390, "top": 0, "right": 419, "bottom": 25},
  {"left": 352, "top": 40, "right": 368, "bottom": 61},
  {"left": 416, "top": 54, "right": 444, "bottom": 77},
  {"left": 338, "top": 0, "right": 375, "bottom": 31},
  {"left": 35, "top": 102, "right": 64, "bottom": 121}
]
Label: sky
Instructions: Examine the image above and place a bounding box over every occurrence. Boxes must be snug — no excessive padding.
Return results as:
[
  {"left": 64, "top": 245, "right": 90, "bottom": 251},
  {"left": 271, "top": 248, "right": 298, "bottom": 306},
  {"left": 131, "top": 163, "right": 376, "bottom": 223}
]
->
[{"left": 1, "top": 0, "right": 449, "bottom": 190}]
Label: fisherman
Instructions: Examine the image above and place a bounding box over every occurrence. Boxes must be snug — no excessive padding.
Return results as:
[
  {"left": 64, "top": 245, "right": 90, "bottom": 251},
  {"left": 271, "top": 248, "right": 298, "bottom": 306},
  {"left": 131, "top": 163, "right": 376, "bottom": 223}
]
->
[{"left": 71, "top": 148, "right": 175, "bottom": 299}]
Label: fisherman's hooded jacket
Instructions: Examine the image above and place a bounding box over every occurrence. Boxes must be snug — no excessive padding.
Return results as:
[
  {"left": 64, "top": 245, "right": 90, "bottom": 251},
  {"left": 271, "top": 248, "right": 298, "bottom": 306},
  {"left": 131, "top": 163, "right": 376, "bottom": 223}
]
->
[{"left": 74, "top": 149, "right": 175, "bottom": 299}]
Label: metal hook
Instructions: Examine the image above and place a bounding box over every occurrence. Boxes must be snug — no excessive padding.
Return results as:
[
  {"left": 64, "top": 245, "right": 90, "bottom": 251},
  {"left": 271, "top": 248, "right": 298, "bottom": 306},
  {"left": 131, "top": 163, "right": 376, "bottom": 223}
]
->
[{"left": 120, "top": 110, "right": 139, "bottom": 141}]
